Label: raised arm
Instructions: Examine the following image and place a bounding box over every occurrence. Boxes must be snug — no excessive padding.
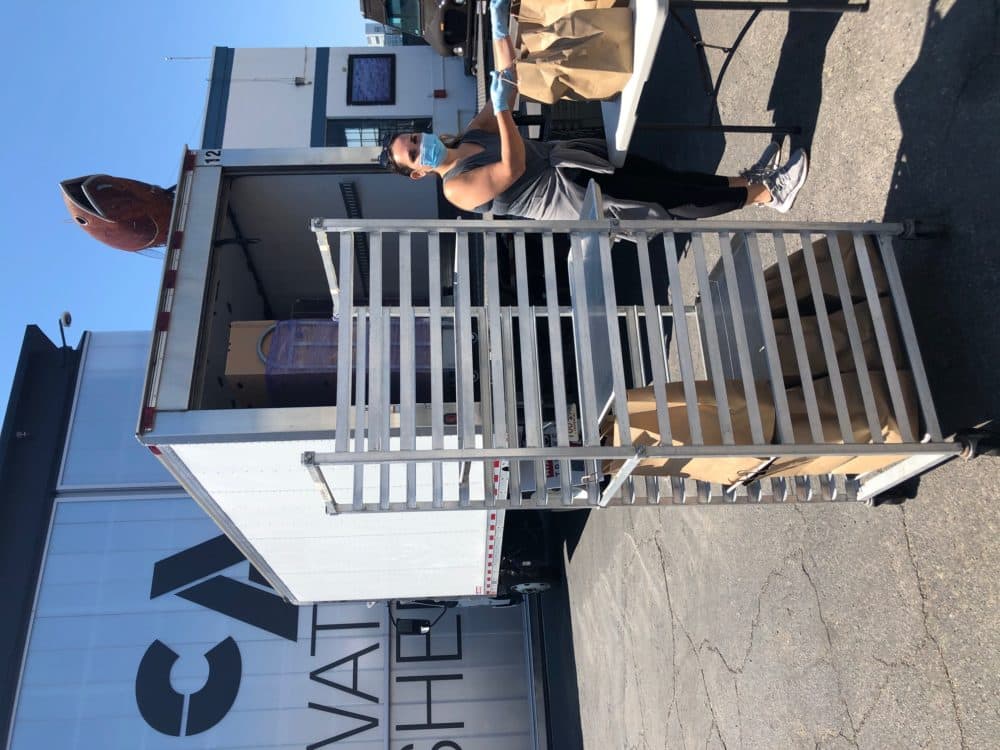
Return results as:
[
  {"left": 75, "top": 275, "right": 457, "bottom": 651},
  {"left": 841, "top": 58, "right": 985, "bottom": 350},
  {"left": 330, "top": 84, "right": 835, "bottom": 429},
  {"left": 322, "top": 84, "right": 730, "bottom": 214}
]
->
[
  {"left": 465, "top": 0, "right": 518, "bottom": 133},
  {"left": 445, "top": 69, "right": 525, "bottom": 212}
]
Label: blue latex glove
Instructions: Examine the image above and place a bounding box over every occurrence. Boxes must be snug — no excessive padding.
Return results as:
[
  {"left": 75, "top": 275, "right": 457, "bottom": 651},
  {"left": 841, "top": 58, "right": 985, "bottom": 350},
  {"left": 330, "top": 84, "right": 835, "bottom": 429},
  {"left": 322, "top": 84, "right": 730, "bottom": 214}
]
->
[
  {"left": 490, "top": 69, "right": 514, "bottom": 113},
  {"left": 490, "top": 0, "right": 510, "bottom": 40}
]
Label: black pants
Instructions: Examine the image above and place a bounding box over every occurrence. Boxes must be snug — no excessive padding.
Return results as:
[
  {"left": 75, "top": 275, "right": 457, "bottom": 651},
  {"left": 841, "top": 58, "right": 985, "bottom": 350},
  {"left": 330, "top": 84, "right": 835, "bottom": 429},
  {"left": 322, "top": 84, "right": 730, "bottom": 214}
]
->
[{"left": 582, "top": 156, "right": 748, "bottom": 219}]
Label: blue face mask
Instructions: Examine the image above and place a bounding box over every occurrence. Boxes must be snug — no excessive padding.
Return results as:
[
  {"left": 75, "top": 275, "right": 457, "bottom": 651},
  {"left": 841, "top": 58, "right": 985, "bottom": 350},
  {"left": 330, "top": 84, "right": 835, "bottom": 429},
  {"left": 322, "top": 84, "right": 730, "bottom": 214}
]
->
[{"left": 419, "top": 133, "right": 446, "bottom": 169}]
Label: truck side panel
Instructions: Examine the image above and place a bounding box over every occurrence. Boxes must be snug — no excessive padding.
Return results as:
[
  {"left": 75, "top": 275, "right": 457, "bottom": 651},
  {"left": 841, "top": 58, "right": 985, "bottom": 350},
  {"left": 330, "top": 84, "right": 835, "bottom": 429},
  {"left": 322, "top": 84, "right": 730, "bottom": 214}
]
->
[{"left": 167, "top": 438, "right": 492, "bottom": 602}]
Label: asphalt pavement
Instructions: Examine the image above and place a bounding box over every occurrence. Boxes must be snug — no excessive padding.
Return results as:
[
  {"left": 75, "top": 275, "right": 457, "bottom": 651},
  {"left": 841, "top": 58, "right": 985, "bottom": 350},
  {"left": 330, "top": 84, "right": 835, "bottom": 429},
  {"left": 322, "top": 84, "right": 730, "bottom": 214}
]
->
[{"left": 560, "top": 1, "right": 1000, "bottom": 747}]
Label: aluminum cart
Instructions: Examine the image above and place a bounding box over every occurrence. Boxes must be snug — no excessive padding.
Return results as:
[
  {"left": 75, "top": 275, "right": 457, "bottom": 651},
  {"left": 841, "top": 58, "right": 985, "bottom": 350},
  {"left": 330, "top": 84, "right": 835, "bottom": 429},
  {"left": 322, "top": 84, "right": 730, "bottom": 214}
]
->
[{"left": 303, "top": 181, "right": 983, "bottom": 512}]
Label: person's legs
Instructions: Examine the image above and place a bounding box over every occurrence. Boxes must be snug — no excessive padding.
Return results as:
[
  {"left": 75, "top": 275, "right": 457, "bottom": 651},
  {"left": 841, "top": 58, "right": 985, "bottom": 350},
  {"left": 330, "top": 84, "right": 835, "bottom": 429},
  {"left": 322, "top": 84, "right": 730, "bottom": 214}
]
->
[
  {"left": 588, "top": 169, "right": 760, "bottom": 219},
  {"left": 619, "top": 155, "right": 730, "bottom": 188}
]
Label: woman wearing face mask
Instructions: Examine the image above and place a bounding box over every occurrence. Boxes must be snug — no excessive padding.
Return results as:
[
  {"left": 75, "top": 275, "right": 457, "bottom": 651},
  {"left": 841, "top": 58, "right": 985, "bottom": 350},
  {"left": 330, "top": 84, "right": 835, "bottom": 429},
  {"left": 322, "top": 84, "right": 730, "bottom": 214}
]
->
[{"left": 381, "top": 0, "right": 809, "bottom": 220}]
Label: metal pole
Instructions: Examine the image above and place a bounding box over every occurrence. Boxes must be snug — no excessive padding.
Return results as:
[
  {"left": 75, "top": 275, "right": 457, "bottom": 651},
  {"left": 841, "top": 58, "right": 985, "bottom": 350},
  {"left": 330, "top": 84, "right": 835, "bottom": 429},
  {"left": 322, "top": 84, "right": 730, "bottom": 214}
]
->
[{"left": 672, "top": 1, "right": 869, "bottom": 12}]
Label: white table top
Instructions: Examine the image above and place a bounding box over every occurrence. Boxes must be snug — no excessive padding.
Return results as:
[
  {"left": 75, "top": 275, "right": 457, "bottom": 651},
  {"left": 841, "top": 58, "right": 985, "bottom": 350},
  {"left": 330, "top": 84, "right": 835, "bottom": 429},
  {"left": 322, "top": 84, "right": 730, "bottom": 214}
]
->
[{"left": 601, "top": 0, "right": 671, "bottom": 166}]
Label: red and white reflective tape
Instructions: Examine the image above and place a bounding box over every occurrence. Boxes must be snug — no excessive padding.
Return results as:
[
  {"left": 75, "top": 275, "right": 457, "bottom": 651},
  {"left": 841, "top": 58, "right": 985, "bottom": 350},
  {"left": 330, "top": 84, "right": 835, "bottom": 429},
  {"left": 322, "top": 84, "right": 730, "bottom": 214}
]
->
[{"left": 484, "top": 510, "right": 499, "bottom": 596}]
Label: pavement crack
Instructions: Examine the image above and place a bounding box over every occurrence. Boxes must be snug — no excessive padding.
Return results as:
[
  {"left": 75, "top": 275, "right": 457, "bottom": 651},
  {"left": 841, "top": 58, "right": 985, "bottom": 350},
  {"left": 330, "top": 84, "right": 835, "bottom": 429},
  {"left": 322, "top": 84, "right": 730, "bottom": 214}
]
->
[
  {"left": 734, "top": 680, "right": 743, "bottom": 750},
  {"left": 900, "top": 506, "right": 968, "bottom": 749},
  {"left": 652, "top": 536, "right": 682, "bottom": 745},
  {"left": 654, "top": 535, "right": 732, "bottom": 750},
  {"left": 800, "top": 549, "right": 860, "bottom": 747},
  {"left": 854, "top": 673, "right": 890, "bottom": 737},
  {"left": 700, "top": 566, "right": 785, "bottom": 676}
]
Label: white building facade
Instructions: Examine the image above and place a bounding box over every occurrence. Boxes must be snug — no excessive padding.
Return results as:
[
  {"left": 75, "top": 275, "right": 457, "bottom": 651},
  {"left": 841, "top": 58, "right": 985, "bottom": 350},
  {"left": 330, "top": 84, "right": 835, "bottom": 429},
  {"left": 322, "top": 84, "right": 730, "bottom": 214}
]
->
[
  {"left": 2, "top": 331, "right": 543, "bottom": 749},
  {"left": 205, "top": 46, "right": 477, "bottom": 152}
]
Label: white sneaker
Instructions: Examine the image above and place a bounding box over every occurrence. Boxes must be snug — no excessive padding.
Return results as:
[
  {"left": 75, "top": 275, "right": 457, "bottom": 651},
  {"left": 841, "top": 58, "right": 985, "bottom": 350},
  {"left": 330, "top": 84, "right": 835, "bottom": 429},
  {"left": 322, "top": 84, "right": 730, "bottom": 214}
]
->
[
  {"left": 741, "top": 141, "right": 782, "bottom": 182},
  {"left": 765, "top": 148, "right": 808, "bottom": 213}
]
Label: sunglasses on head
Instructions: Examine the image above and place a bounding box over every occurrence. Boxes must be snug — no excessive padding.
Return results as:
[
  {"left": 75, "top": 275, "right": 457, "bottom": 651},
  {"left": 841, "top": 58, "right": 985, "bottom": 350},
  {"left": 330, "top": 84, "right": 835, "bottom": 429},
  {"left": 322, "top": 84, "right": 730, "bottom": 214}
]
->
[{"left": 378, "top": 132, "right": 396, "bottom": 170}]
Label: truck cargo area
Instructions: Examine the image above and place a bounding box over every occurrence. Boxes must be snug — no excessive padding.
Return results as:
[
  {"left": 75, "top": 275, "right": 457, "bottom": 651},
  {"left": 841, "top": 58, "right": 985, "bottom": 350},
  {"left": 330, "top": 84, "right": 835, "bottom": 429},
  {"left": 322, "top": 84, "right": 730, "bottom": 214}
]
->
[{"left": 191, "top": 169, "right": 461, "bottom": 411}]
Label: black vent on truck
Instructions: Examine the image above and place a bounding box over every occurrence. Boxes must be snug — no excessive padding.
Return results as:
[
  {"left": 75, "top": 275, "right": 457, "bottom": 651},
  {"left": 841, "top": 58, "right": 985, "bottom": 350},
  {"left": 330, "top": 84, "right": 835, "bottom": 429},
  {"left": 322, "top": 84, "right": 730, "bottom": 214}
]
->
[{"left": 339, "top": 181, "right": 370, "bottom": 302}]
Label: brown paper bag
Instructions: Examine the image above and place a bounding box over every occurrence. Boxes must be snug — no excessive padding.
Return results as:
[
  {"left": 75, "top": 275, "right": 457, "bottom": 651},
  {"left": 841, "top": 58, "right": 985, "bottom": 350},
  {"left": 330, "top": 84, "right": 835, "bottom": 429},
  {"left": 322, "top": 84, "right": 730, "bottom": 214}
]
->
[
  {"left": 516, "top": 0, "right": 626, "bottom": 27},
  {"left": 764, "top": 232, "right": 889, "bottom": 318},
  {"left": 605, "top": 380, "right": 777, "bottom": 485},
  {"left": 514, "top": 8, "right": 634, "bottom": 103},
  {"left": 765, "top": 370, "right": 919, "bottom": 477},
  {"left": 773, "top": 296, "right": 906, "bottom": 380}
]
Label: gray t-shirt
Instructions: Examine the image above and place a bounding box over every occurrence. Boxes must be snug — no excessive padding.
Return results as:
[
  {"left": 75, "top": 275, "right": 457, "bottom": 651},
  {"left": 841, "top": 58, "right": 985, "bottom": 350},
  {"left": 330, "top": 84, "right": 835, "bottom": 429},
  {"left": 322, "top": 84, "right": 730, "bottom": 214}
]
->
[{"left": 442, "top": 130, "right": 668, "bottom": 222}]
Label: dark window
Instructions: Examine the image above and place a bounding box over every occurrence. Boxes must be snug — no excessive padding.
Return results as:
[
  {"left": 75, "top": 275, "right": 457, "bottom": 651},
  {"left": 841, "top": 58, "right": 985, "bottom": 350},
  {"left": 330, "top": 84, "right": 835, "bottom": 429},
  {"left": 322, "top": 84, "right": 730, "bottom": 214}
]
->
[
  {"left": 325, "top": 118, "right": 432, "bottom": 148},
  {"left": 347, "top": 54, "right": 396, "bottom": 106},
  {"left": 384, "top": 0, "right": 422, "bottom": 36}
]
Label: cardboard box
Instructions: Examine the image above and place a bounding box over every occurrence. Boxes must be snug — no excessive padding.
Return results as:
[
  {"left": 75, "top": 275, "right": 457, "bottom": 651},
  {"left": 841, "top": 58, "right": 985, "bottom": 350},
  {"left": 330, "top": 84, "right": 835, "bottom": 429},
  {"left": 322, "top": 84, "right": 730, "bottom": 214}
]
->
[{"left": 224, "top": 321, "right": 276, "bottom": 407}]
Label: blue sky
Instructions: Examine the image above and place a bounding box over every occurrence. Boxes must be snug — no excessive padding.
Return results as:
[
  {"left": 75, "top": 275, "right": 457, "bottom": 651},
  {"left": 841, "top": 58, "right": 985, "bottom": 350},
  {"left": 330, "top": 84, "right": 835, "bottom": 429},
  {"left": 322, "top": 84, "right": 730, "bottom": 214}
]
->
[{"left": 0, "top": 0, "right": 367, "bottom": 418}]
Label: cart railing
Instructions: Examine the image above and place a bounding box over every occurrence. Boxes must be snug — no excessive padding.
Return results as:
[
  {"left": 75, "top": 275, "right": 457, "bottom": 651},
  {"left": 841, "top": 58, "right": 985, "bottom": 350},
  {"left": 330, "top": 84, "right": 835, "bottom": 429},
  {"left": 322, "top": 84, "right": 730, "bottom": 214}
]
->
[{"left": 305, "top": 185, "right": 955, "bottom": 511}]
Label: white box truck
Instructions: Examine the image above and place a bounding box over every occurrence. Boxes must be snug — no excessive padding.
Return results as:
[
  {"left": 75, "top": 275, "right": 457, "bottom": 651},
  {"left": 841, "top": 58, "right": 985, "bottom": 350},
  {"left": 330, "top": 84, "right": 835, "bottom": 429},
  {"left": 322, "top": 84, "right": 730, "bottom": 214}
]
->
[{"left": 136, "top": 147, "right": 570, "bottom": 606}]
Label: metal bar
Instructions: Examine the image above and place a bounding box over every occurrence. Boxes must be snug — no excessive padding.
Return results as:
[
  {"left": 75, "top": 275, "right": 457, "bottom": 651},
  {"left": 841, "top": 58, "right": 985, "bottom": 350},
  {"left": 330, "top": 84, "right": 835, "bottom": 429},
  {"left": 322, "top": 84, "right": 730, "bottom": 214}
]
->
[
  {"left": 307, "top": 441, "right": 960, "bottom": 465},
  {"left": 399, "top": 233, "right": 416, "bottom": 508},
  {"left": 475, "top": 309, "right": 494, "bottom": 507},
  {"left": 770, "top": 477, "right": 788, "bottom": 503},
  {"left": 569, "top": 233, "right": 600, "bottom": 444},
  {"left": 625, "top": 306, "right": 659, "bottom": 504},
  {"left": 454, "top": 232, "right": 476, "bottom": 507},
  {"left": 598, "top": 229, "right": 634, "bottom": 506},
  {"left": 672, "top": 478, "right": 689, "bottom": 504},
  {"left": 353, "top": 308, "right": 369, "bottom": 511},
  {"left": 368, "top": 233, "right": 385, "bottom": 507},
  {"left": 315, "top": 228, "right": 341, "bottom": 317},
  {"left": 335, "top": 232, "right": 355, "bottom": 463},
  {"left": 541, "top": 231, "right": 574, "bottom": 506},
  {"left": 428, "top": 233, "right": 444, "bottom": 508},
  {"left": 691, "top": 233, "right": 735, "bottom": 443},
  {"left": 484, "top": 232, "right": 508, "bottom": 504},
  {"left": 876, "top": 233, "right": 942, "bottom": 440},
  {"left": 745, "top": 232, "right": 795, "bottom": 442},
  {"left": 819, "top": 475, "right": 837, "bottom": 501},
  {"left": 673, "top": 0, "right": 868, "bottom": 11},
  {"left": 827, "top": 233, "right": 883, "bottom": 442},
  {"left": 719, "top": 232, "right": 767, "bottom": 443},
  {"left": 637, "top": 123, "right": 801, "bottom": 135},
  {"left": 774, "top": 233, "right": 824, "bottom": 442},
  {"left": 800, "top": 231, "right": 853, "bottom": 442},
  {"left": 856, "top": 453, "right": 954, "bottom": 502},
  {"left": 501, "top": 307, "right": 522, "bottom": 504},
  {"left": 379, "top": 312, "right": 391, "bottom": 510},
  {"left": 875, "top": 233, "right": 941, "bottom": 440},
  {"left": 601, "top": 448, "right": 646, "bottom": 505},
  {"left": 852, "top": 232, "right": 914, "bottom": 443},
  {"left": 663, "top": 232, "right": 704, "bottom": 444},
  {"left": 303, "top": 454, "right": 338, "bottom": 515},
  {"left": 568, "top": 232, "right": 602, "bottom": 506},
  {"left": 795, "top": 476, "right": 813, "bottom": 502},
  {"left": 635, "top": 233, "right": 674, "bottom": 503},
  {"left": 316, "top": 218, "right": 906, "bottom": 235},
  {"left": 514, "top": 232, "right": 548, "bottom": 503},
  {"left": 289, "top": 485, "right": 866, "bottom": 512}
]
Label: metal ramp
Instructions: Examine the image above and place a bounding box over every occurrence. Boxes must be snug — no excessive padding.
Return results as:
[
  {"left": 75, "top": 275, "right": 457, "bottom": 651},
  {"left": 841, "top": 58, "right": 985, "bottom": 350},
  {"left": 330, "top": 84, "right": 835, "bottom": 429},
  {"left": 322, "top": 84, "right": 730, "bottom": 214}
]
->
[{"left": 304, "top": 183, "right": 959, "bottom": 512}]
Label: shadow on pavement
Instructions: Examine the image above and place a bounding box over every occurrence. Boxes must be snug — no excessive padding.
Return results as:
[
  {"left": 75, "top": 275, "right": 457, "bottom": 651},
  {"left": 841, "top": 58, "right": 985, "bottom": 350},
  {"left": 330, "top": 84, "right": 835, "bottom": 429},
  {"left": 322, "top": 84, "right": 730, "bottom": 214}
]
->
[
  {"left": 631, "top": 5, "right": 842, "bottom": 169},
  {"left": 883, "top": 0, "right": 1000, "bottom": 434},
  {"left": 767, "top": 1, "right": 843, "bottom": 155},
  {"left": 629, "top": 13, "right": 728, "bottom": 171},
  {"left": 534, "top": 510, "right": 592, "bottom": 750}
]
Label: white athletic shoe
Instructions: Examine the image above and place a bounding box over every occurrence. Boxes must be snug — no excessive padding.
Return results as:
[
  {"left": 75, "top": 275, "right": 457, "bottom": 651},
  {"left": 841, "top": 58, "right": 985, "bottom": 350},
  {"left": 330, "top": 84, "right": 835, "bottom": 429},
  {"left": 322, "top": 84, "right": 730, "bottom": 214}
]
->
[
  {"left": 765, "top": 148, "right": 808, "bottom": 213},
  {"left": 741, "top": 141, "right": 782, "bottom": 182}
]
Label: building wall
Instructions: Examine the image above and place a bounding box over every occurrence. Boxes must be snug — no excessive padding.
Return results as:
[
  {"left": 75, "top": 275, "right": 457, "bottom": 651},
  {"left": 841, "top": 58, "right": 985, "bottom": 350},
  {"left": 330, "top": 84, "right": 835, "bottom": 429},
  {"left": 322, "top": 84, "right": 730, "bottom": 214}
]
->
[
  {"left": 222, "top": 47, "right": 318, "bottom": 149},
  {"left": 218, "top": 46, "right": 476, "bottom": 150},
  {"left": 5, "top": 332, "right": 537, "bottom": 750}
]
